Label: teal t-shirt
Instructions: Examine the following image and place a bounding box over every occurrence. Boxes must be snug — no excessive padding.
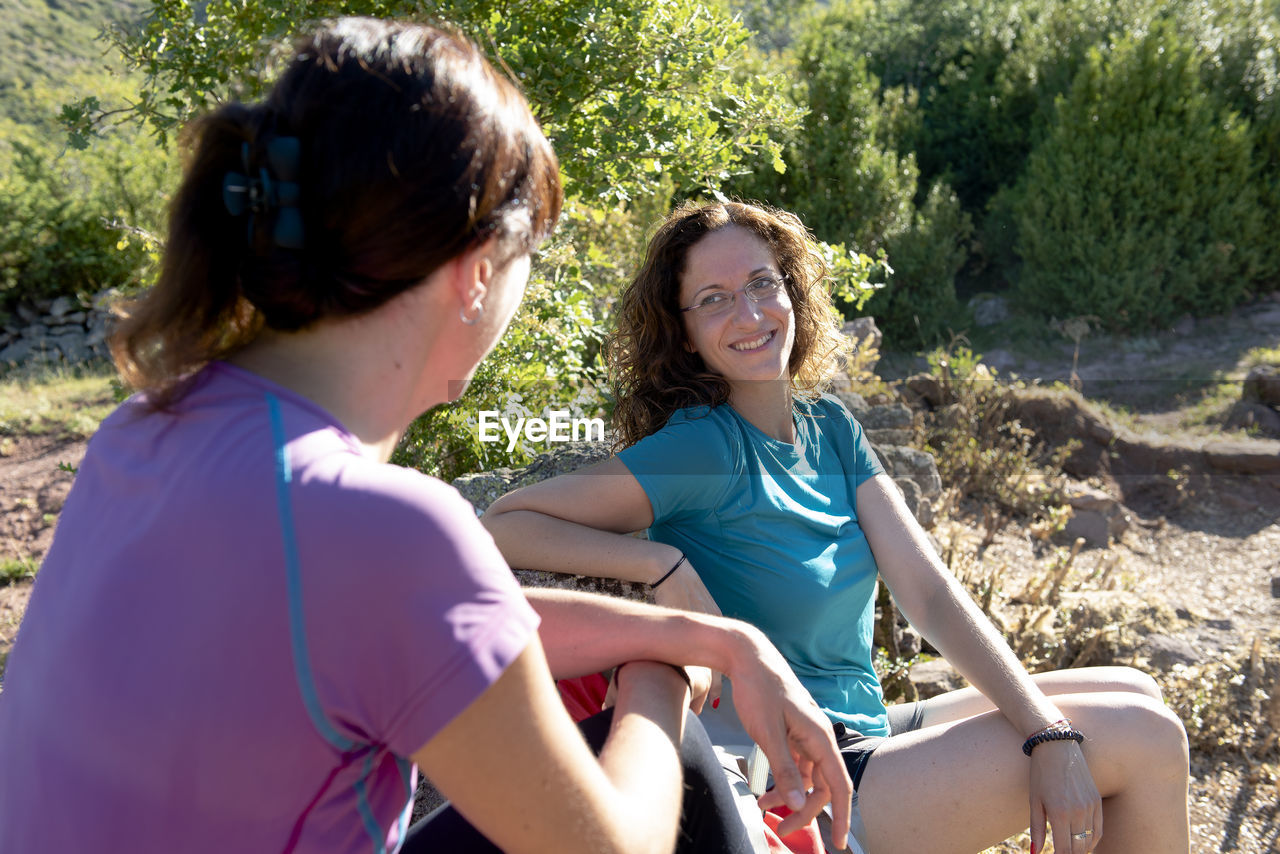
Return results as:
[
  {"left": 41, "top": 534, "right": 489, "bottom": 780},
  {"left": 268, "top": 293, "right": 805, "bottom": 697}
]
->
[{"left": 617, "top": 394, "right": 889, "bottom": 735}]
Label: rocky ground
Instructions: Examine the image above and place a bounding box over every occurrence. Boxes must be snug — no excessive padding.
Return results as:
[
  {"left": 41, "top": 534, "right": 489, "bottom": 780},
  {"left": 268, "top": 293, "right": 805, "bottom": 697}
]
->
[{"left": 1, "top": 296, "right": 1278, "bottom": 852}]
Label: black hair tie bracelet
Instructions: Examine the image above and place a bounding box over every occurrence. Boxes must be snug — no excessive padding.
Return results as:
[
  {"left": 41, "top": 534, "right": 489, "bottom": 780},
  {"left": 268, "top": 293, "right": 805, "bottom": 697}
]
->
[
  {"left": 651, "top": 553, "right": 688, "bottom": 589},
  {"left": 1022, "top": 718, "right": 1085, "bottom": 756}
]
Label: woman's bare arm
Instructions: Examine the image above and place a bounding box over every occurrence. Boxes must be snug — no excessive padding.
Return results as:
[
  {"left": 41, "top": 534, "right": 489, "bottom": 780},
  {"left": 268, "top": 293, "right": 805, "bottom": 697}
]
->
[
  {"left": 855, "top": 474, "right": 1065, "bottom": 733},
  {"left": 482, "top": 457, "right": 672, "bottom": 580},
  {"left": 856, "top": 473, "right": 1101, "bottom": 852},
  {"left": 482, "top": 457, "right": 721, "bottom": 616}
]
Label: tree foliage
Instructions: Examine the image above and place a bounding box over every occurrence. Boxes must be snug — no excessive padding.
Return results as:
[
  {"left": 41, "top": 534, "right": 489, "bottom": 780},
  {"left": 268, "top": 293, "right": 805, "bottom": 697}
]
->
[
  {"left": 49, "top": 0, "right": 819, "bottom": 477},
  {"left": 0, "top": 1, "right": 171, "bottom": 315},
  {"left": 726, "top": 0, "right": 972, "bottom": 348},
  {"left": 1010, "top": 23, "right": 1266, "bottom": 330},
  {"left": 81, "top": 0, "right": 800, "bottom": 207}
]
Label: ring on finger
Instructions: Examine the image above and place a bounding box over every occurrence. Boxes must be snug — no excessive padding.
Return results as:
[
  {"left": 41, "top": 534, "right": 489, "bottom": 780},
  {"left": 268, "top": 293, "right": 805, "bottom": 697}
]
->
[{"left": 1072, "top": 830, "right": 1093, "bottom": 841}]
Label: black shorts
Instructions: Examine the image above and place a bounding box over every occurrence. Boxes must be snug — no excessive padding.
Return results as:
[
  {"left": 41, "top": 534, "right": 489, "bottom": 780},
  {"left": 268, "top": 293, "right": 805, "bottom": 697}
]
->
[{"left": 836, "top": 701, "right": 925, "bottom": 791}]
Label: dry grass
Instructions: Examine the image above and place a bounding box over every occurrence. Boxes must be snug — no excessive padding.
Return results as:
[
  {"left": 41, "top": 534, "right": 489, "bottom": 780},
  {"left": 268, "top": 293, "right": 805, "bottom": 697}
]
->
[{"left": 0, "top": 362, "right": 118, "bottom": 440}]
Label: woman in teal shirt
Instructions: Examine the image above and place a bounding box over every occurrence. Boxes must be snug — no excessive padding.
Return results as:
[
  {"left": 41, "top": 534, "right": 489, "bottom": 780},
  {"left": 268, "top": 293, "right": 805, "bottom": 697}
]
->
[{"left": 484, "top": 201, "right": 1190, "bottom": 854}]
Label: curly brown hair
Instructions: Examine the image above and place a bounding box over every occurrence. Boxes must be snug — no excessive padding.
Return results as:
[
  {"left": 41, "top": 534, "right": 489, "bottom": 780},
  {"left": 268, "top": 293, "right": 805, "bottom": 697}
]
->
[{"left": 607, "top": 200, "right": 851, "bottom": 448}]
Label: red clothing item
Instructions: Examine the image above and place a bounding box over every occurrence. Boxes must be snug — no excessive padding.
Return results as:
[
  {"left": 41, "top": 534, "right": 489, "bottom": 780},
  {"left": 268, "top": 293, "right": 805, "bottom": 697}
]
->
[
  {"left": 555, "top": 673, "right": 823, "bottom": 854},
  {"left": 557, "top": 673, "right": 611, "bottom": 722},
  {"left": 763, "top": 807, "right": 825, "bottom": 854}
]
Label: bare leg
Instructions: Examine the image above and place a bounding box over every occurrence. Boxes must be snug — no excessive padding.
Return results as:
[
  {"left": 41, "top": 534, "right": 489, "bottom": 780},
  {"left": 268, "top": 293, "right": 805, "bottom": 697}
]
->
[
  {"left": 858, "top": 687, "right": 1189, "bottom": 853},
  {"left": 911, "top": 666, "right": 1164, "bottom": 728}
]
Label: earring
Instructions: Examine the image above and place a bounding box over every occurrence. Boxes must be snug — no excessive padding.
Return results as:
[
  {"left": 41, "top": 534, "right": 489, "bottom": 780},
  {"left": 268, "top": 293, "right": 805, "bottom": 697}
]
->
[{"left": 459, "top": 302, "right": 484, "bottom": 325}]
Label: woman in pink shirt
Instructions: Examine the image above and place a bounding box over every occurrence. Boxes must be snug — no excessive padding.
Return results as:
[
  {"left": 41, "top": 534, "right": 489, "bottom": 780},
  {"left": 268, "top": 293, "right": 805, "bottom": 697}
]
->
[{"left": 0, "top": 18, "right": 850, "bottom": 854}]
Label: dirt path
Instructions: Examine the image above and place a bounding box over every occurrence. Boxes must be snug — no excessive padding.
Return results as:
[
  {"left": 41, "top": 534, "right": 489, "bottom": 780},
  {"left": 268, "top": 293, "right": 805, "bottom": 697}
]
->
[
  {"left": 0, "top": 434, "right": 86, "bottom": 678},
  {"left": 939, "top": 296, "right": 1280, "bottom": 853}
]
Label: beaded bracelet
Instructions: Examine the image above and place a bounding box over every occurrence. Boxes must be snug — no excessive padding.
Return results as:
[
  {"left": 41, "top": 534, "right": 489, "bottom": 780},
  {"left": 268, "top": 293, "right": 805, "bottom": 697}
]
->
[
  {"left": 651, "top": 553, "right": 688, "bottom": 589},
  {"left": 1022, "top": 718, "right": 1085, "bottom": 756}
]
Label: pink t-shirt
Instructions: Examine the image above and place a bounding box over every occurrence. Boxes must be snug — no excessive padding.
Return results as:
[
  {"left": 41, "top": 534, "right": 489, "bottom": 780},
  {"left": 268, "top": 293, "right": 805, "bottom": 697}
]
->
[{"left": 0, "top": 362, "right": 539, "bottom": 853}]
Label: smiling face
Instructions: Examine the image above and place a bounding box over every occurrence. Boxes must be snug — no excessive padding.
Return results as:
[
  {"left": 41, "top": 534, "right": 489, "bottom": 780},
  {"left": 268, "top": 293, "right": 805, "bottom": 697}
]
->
[{"left": 679, "top": 225, "right": 795, "bottom": 391}]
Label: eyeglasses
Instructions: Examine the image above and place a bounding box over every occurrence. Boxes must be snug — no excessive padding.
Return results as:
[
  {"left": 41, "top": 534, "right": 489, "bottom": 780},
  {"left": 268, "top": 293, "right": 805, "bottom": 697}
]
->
[{"left": 680, "top": 274, "right": 787, "bottom": 318}]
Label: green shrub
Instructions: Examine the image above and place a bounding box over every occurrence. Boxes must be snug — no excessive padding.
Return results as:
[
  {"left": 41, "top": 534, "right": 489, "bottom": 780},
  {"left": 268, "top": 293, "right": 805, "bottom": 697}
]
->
[
  {"left": 916, "top": 340, "right": 1073, "bottom": 518},
  {"left": 1, "top": 38, "right": 171, "bottom": 312},
  {"left": 1187, "top": 0, "right": 1280, "bottom": 284},
  {"left": 848, "top": 0, "right": 1030, "bottom": 212},
  {"left": 0, "top": 141, "right": 159, "bottom": 311},
  {"left": 101, "top": 0, "right": 805, "bottom": 479},
  {"left": 728, "top": 6, "right": 916, "bottom": 252},
  {"left": 726, "top": 2, "right": 972, "bottom": 348},
  {"left": 1256, "top": 100, "right": 1280, "bottom": 284},
  {"left": 1010, "top": 23, "right": 1267, "bottom": 330},
  {"left": 865, "top": 182, "right": 972, "bottom": 347}
]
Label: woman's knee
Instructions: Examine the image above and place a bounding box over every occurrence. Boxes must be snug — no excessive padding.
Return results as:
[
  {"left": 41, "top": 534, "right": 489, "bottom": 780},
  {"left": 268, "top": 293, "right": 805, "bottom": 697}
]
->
[
  {"left": 1139, "top": 694, "right": 1189, "bottom": 768},
  {"left": 1092, "top": 692, "right": 1189, "bottom": 781},
  {"left": 1100, "top": 665, "right": 1164, "bottom": 700},
  {"left": 1043, "top": 665, "right": 1164, "bottom": 700}
]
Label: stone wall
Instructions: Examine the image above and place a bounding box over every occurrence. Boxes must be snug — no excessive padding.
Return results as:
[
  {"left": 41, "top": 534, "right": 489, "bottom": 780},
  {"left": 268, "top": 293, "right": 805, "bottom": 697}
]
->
[{"left": 0, "top": 293, "right": 116, "bottom": 367}]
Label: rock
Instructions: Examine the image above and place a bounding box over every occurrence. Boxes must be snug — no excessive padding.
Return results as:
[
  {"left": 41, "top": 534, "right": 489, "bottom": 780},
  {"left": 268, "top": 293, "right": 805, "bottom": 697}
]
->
[
  {"left": 841, "top": 317, "right": 882, "bottom": 354},
  {"left": 53, "top": 332, "right": 91, "bottom": 364},
  {"left": 1224, "top": 401, "right": 1280, "bottom": 437},
  {"left": 1243, "top": 365, "right": 1280, "bottom": 407},
  {"left": 21, "top": 323, "right": 49, "bottom": 341},
  {"left": 15, "top": 304, "right": 39, "bottom": 324},
  {"left": 48, "top": 311, "right": 87, "bottom": 327},
  {"left": 898, "top": 625, "right": 922, "bottom": 659},
  {"left": 831, "top": 390, "right": 867, "bottom": 412},
  {"left": 893, "top": 477, "right": 923, "bottom": 516},
  {"left": 48, "top": 296, "right": 74, "bottom": 318},
  {"left": 452, "top": 441, "right": 613, "bottom": 514},
  {"left": 451, "top": 468, "right": 519, "bottom": 514},
  {"left": 1060, "top": 508, "right": 1110, "bottom": 549},
  {"left": 1251, "top": 303, "right": 1280, "bottom": 326},
  {"left": 902, "top": 373, "right": 945, "bottom": 409},
  {"left": 1138, "top": 634, "right": 1203, "bottom": 670},
  {"left": 981, "top": 348, "right": 1018, "bottom": 375},
  {"left": 838, "top": 317, "right": 882, "bottom": 379},
  {"left": 908, "top": 658, "right": 964, "bottom": 699},
  {"left": 877, "top": 446, "right": 943, "bottom": 498},
  {"left": 866, "top": 428, "right": 914, "bottom": 447},
  {"left": 0, "top": 339, "right": 37, "bottom": 363},
  {"left": 856, "top": 402, "right": 913, "bottom": 431},
  {"left": 970, "top": 294, "right": 1009, "bottom": 327},
  {"left": 511, "top": 568, "right": 650, "bottom": 603},
  {"left": 1172, "top": 314, "right": 1196, "bottom": 336},
  {"left": 1064, "top": 483, "right": 1130, "bottom": 539},
  {"left": 1203, "top": 439, "right": 1280, "bottom": 474}
]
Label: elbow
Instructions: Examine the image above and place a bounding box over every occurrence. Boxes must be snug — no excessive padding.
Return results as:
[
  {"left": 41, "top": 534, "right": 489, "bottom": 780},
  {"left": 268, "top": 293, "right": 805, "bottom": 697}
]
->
[{"left": 892, "top": 569, "right": 959, "bottom": 635}]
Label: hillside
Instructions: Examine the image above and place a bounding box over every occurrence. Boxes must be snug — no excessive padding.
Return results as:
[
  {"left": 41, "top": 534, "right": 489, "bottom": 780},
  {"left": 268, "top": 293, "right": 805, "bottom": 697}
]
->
[{"left": 0, "top": 0, "right": 144, "bottom": 138}]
